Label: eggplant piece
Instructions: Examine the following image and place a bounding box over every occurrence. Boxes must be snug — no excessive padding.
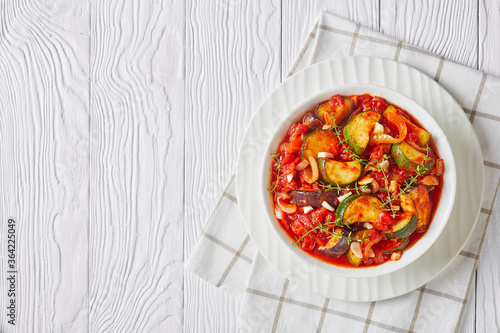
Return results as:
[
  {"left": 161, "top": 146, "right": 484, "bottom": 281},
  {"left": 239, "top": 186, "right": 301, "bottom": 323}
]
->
[
  {"left": 318, "top": 228, "right": 349, "bottom": 257},
  {"left": 288, "top": 190, "right": 337, "bottom": 209},
  {"left": 302, "top": 111, "right": 323, "bottom": 131},
  {"left": 302, "top": 111, "right": 316, "bottom": 124}
]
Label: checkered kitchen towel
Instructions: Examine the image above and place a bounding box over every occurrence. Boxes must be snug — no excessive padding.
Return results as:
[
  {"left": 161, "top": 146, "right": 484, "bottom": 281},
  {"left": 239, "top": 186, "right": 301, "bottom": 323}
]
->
[{"left": 186, "top": 12, "right": 500, "bottom": 332}]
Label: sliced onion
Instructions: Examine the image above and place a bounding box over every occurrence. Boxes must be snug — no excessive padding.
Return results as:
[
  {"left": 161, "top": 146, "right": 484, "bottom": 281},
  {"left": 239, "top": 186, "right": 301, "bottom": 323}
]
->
[
  {"left": 307, "top": 156, "right": 319, "bottom": 184},
  {"left": 286, "top": 173, "right": 294, "bottom": 182},
  {"left": 322, "top": 124, "right": 332, "bottom": 130},
  {"left": 276, "top": 192, "right": 290, "bottom": 200},
  {"left": 363, "top": 222, "right": 373, "bottom": 230},
  {"left": 378, "top": 160, "right": 389, "bottom": 171},
  {"left": 369, "top": 133, "right": 396, "bottom": 145},
  {"left": 368, "top": 248, "right": 375, "bottom": 258},
  {"left": 435, "top": 159, "right": 444, "bottom": 176},
  {"left": 373, "top": 122, "right": 384, "bottom": 134},
  {"left": 277, "top": 196, "right": 297, "bottom": 214},
  {"left": 362, "top": 165, "right": 376, "bottom": 176},
  {"left": 350, "top": 242, "right": 363, "bottom": 259},
  {"left": 295, "top": 159, "right": 310, "bottom": 171},
  {"left": 317, "top": 152, "right": 335, "bottom": 159},
  {"left": 386, "top": 109, "right": 407, "bottom": 139},
  {"left": 359, "top": 186, "right": 371, "bottom": 194},
  {"left": 301, "top": 167, "right": 313, "bottom": 183},
  {"left": 369, "top": 111, "right": 407, "bottom": 144},
  {"left": 275, "top": 206, "right": 284, "bottom": 220},
  {"left": 358, "top": 175, "right": 374, "bottom": 185}
]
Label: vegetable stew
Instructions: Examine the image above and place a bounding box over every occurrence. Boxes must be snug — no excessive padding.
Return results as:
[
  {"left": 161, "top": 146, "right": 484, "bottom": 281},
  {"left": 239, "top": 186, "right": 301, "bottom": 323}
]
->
[{"left": 269, "top": 94, "right": 444, "bottom": 267}]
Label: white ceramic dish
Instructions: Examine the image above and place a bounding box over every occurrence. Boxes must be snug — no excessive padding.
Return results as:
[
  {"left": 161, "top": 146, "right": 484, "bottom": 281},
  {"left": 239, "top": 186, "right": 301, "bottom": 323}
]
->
[
  {"left": 236, "top": 56, "right": 484, "bottom": 301},
  {"left": 260, "top": 84, "right": 457, "bottom": 279}
]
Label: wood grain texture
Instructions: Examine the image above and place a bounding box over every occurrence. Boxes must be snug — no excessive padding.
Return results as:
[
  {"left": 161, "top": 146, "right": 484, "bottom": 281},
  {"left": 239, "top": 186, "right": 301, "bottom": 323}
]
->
[
  {"left": 478, "top": 2, "right": 500, "bottom": 328},
  {"left": 479, "top": 0, "right": 500, "bottom": 76},
  {"left": 281, "top": 0, "right": 380, "bottom": 81},
  {"left": 460, "top": 274, "right": 477, "bottom": 333},
  {"left": 184, "top": 0, "right": 282, "bottom": 331},
  {"left": 476, "top": 208, "right": 500, "bottom": 333},
  {"left": 89, "top": 0, "right": 184, "bottom": 332},
  {"left": 0, "top": 0, "right": 90, "bottom": 331},
  {"left": 380, "top": 0, "right": 478, "bottom": 68}
]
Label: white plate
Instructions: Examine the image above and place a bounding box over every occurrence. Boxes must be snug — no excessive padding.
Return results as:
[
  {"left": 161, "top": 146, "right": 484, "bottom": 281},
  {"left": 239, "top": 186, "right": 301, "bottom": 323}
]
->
[{"left": 236, "top": 56, "right": 484, "bottom": 302}]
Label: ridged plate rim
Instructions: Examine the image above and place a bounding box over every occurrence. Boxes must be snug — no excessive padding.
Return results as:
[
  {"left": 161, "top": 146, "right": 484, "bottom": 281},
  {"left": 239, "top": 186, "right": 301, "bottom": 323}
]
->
[{"left": 236, "top": 56, "right": 484, "bottom": 302}]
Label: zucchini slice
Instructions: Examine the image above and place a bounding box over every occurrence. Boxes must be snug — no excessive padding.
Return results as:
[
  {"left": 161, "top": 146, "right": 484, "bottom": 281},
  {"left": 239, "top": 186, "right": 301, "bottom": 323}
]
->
[
  {"left": 336, "top": 195, "right": 384, "bottom": 225},
  {"left": 315, "top": 97, "right": 355, "bottom": 126},
  {"left": 335, "top": 194, "right": 360, "bottom": 223},
  {"left": 300, "top": 130, "right": 336, "bottom": 160},
  {"left": 408, "top": 185, "right": 432, "bottom": 231},
  {"left": 318, "top": 158, "right": 363, "bottom": 186},
  {"left": 404, "top": 119, "right": 431, "bottom": 146},
  {"left": 391, "top": 141, "right": 435, "bottom": 172},
  {"left": 343, "top": 111, "right": 381, "bottom": 155},
  {"left": 379, "top": 237, "right": 410, "bottom": 254},
  {"left": 385, "top": 212, "right": 417, "bottom": 239},
  {"left": 318, "top": 228, "right": 349, "bottom": 257},
  {"left": 399, "top": 193, "right": 416, "bottom": 215}
]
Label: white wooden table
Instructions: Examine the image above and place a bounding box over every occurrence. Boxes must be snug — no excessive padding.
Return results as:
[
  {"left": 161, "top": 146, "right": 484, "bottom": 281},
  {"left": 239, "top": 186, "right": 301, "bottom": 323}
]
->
[{"left": 0, "top": 1, "right": 498, "bottom": 332}]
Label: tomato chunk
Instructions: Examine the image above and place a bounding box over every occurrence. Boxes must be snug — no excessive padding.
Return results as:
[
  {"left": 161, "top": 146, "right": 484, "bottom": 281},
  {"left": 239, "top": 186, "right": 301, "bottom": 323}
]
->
[
  {"left": 371, "top": 96, "right": 388, "bottom": 113},
  {"left": 373, "top": 211, "right": 395, "bottom": 231},
  {"left": 312, "top": 207, "right": 328, "bottom": 224},
  {"left": 329, "top": 94, "right": 344, "bottom": 107}
]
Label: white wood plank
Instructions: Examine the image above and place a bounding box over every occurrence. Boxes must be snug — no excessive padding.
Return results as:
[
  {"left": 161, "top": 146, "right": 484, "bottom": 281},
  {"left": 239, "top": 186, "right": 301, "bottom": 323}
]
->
[
  {"left": 479, "top": 0, "right": 500, "bottom": 76},
  {"left": 184, "top": 0, "right": 282, "bottom": 331},
  {"left": 0, "top": 0, "right": 90, "bottom": 331},
  {"left": 477, "top": 3, "right": 500, "bottom": 329},
  {"left": 380, "top": 0, "right": 478, "bottom": 68},
  {"left": 460, "top": 273, "right": 476, "bottom": 333},
  {"left": 89, "top": 0, "right": 185, "bottom": 331},
  {"left": 282, "top": 0, "right": 380, "bottom": 80},
  {"left": 476, "top": 209, "right": 500, "bottom": 332}
]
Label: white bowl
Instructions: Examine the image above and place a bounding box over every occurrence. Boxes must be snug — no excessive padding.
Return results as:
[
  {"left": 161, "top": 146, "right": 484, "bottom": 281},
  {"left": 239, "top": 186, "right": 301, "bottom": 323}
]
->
[{"left": 261, "top": 84, "right": 457, "bottom": 279}]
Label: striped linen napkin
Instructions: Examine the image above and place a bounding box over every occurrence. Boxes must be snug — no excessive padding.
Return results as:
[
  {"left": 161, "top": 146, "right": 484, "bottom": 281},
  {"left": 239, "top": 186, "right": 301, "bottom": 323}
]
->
[{"left": 186, "top": 11, "right": 500, "bottom": 332}]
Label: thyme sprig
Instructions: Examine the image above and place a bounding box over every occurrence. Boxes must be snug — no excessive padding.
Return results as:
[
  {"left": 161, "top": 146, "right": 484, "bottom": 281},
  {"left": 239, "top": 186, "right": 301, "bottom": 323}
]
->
[
  {"left": 318, "top": 182, "right": 343, "bottom": 193},
  {"left": 291, "top": 216, "right": 369, "bottom": 248},
  {"left": 268, "top": 153, "right": 283, "bottom": 196},
  {"left": 376, "top": 146, "right": 433, "bottom": 217},
  {"left": 328, "top": 115, "right": 365, "bottom": 164}
]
